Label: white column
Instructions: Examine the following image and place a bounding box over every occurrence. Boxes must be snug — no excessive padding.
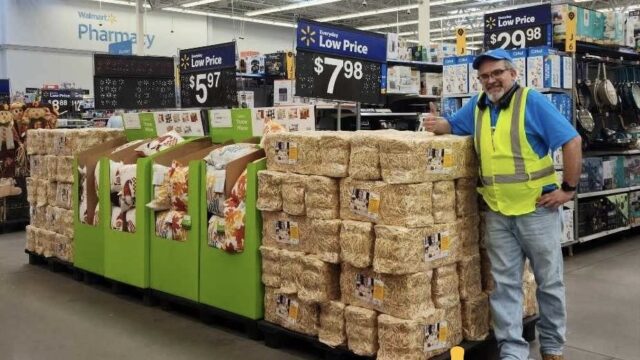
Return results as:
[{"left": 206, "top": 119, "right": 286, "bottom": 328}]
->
[
  {"left": 136, "top": 0, "right": 145, "bottom": 55},
  {"left": 418, "top": 0, "right": 430, "bottom": 47}
]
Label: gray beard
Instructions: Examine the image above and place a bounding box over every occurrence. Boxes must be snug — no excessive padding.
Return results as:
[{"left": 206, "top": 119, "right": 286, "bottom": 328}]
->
[{"left": 487, "top": 89, "right": 506, "bottom": 103}]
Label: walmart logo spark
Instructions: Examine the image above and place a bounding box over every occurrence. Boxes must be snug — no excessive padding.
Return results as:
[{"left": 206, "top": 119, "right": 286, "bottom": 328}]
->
[
  {"left": 300, "top": 25, "right": 316, "bottom": 47},
  {"left": 485, "top": 16, "right": 496, "bottom": 30},
  {"left": 180, "top": 54, "right": 190, "bottom": 70}
]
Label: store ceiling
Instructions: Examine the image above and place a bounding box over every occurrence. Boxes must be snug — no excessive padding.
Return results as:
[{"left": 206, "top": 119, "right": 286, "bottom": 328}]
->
[{"left": 113, "top": 0, "right": 640, "bottom": 44}]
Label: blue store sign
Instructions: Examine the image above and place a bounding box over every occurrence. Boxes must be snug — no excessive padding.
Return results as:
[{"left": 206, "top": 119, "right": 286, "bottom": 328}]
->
[
  {"left": 484, "top": 4, "right": 552, "bottom": 50},
  {"left": 484, "top": 4, "right": 551, "bottom": 32},
  {"left": 108, "top": 40, "right": 133, "bottom": 55},
  {"left": 179, "top": 42, "right": 236, "bottom": 73},
  {"left": 296, "top": 18, "right": 387, "bottom": 63}
]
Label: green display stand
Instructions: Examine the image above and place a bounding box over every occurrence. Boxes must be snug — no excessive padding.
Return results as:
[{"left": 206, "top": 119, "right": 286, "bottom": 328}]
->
[
  {"left": 148, "top": 138, "right": 216, "bottom": 301},
  {"left": 74, "top": 138, "right": 129, "bottom": 275},
  {"left": 199, "top": 157, "right": 266, "bottom": 319},
  {"left": 103, "top": 138, "right": 204, "bottom": 288}
]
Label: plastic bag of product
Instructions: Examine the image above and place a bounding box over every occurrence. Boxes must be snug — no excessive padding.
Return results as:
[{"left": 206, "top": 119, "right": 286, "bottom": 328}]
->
[
  {"left": 259, "top": 246, "right": 282, "bottom": 288},
  {"left": 461, "top": 293, "right": 490, "bottom": 341},
  {"left": 263, "top": 287, "right": 319, "bottom": 336},
  {"left": 155, "top": 210, "right": 187, "bottom": 241},
  {"left": 135, "top": 131, "right": 184, "bottom": 157},
  {"left": 281, "top": 173, "right": 307, "bottom": 216},
  {"left": 205, "top": 164, "right": 226, "bottom": 216},
  {"left": 207, "top": 215, "right": 226, "bottom": 249},
  {"left": 373, "top": 223, "right": 460, "bottom": 274},
  {"left": 116, "top": 164, "right": 137, "bottom": 212},
  {"left": 319, "top": 301, "right": 346, "bottom": 348},
  {"left": 109, "top": 160, "right": 125, "bottom": 193},
  {"left": 256, "top": 170, "right": 284, "bottom": 212},
  {"left": 146, "top": 164, "right": 171, "bottom": 211},
  {"left": 344, "top": 305, "right": 378, "bottom": 356},
  {"left": 26, "top": 177, "right": 36, "bottom": 204},
  {"left": 340, "top": 220, "right": 375, "bottom": 268},
  {"left": 432, "top": 264, "right": 461, "bottom": 309},
  {"left": 305, "top": 175, "right": 339, "bottom": 220},
  {"left": 298, "top": 255, "right": 340, "bottom": 303},
  {"left": 203, "top": 143, "right": 259, "bottom": 169}
]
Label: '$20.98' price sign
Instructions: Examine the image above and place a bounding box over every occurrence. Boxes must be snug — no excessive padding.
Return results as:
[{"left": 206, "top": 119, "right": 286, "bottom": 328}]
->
[
  {"left": 313, "top": 56, "right": 363, "bottom": 94},
  {"left": 188, "top": 72, "right": 221, "bottom": 104}
]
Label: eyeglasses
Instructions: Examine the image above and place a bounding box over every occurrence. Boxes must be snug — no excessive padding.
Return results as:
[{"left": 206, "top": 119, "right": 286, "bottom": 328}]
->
[{"left": 477, "top": 68, "right": 509, "bottom": 82}]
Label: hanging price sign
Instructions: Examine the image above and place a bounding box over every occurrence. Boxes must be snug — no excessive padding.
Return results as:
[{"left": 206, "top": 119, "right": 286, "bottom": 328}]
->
[
  {"left": 295, "top": 18, "right": 385, "bottom": 104},
  {"left": 179, "top": 42, "right": 237, "bottom": 108},
  {"left": 483, "top": 4, "right": 552, "bottom": 50}
]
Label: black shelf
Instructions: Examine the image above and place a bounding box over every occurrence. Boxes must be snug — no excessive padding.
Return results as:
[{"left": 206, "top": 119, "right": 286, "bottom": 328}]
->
[
  {"left": 554, "top": 41, "right": 640, "bottom": 62},
  {"left": 387, "top": 59, "right": 443, "bottom": 73}
]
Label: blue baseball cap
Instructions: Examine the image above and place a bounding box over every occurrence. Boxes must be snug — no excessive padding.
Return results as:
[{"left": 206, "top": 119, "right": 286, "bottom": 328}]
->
[{"left": 472, "top": 48, "right": 514, "bottom": 70}]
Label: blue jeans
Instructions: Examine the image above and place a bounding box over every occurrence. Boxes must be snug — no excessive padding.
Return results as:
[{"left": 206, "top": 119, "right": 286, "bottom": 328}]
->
[{"left": 484, "top": 206, "right": 567, "bottom": 359}]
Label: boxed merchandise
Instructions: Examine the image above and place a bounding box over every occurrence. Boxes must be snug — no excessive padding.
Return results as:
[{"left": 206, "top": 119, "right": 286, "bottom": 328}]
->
[
  {"left": 304, "top": 174, "right": 340, "bottom": 219},
  {"left": 626, "top": 11, "right": 640, "bottom": 48},
  {"left": 458, "top": 253, "right": 483, "bottom": 300},
  {"left": 387, "top": 66, "right": 420, "bottom": 94},
  {"left": 625, "top": 156, "right": 640, "bottom": 187},
  {"left": 340, "top": 220, "right": 375, "bottom": 268},
  {"left": 319, "top": 301, "right": 346, "bottom": 347},
  {"left": 378, "top": 134, "right": 476, "bottom": 183},
  {"left": 562, "top": 206, "right": 575, "bottom": 244},
  {"left": 461, "top": 293, "right": 490, "bottom": 341},
  {"left": 264, "top": 131, "right": 320, "bottom": 175},
  {"left": 273, "top": 80, "right": 298, "bottom": 105},
  {"left": 509, "top": 49, "right": 527, "bottom": 86},
  {"left": 468, "top": 65, "right": 481, "bottom": 95},
  {"left": 264, "top": 52, "right": 288, "bottom": 77},
  {"left": 298, "top": 256, "right": 340, "bottom": 303},
  {"left": 442, "top": 57, "right": 457, "bottom": 96},
  {"left": 547, "top": 93, "right": 572, "bottom": 123},
  {"left": 579, "top": 157, "right": 604, "bottom": 193},
  {"left": 421, "top": 72, "right": 442, "bottom": 96},
  {"left": 629, "top": 191, "right": 640, "bottom": 227},
  {"left": 593, "top": 11, "right": 605, "bottom": 41},
  {"left": 377, "top": 309, "right": 451, "bottom": 360},
  {"left": 605, "top": 193, "right": 629, "bottom": 229},
  {"left": 259, "top": 246, "right": 282, "bottom": 288},
  {"left": 308, "top": 219, "right": 341, "bottom": 264},
  {"left": 552, "top": 4, "right": 590, "bottom": 41},
  {"left": 602, "top": 156, "right": 617, "bottom": 190},
  {"left": 442, "top": 97, "right": 462, "bottom": 118},
  {"left": 261, "top": 211, "right": 310, "bottom": 253},
  {"left": 256, "top": 170, "right": 284, "bottom": 212},
  {"left": 578, "top": 198, "right": 608, "bottom": 237},
  {"left": 455, "top": 55, "right": 474, "bottom": 95},
  {"left": 386, "top": 33, "right": 399, "bottom": 60},
  {"left": 339, "top": 178, "right": 433, "bottom": 227},
  {"left": 562, "top": 56, "right": 573, "bottom": 89},
  {"left": 432, "top": 264, "right": 460, "bottom": 309},
  {"left": 264, "top": 287, "right": 319, "bottom": 336},
  {"left": 373, "top": 223, "right": 460, "bottom": 274},
  {"left": 340, "top": 264, "right": 433, "bottom": 319},
  {"left": 527, "top": 46, "right": 561, "bottom": 89},
  {"left": 245, "top": 55, "right": 265, "bottom": 75},
  {"left": 344, "top": 306, "right": 378, "bottom": 356}
]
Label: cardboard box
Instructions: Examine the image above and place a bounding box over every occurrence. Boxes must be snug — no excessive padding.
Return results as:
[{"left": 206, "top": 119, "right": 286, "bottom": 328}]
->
[
  {"left": 264, "top": 53, "right": 287, "bottom": 77},
  {"left": 509, "top": 49, "right": 527, "bottom": 86},
  {"left": 625, "top": 155, "right": 640, "bottom": 187},
  {"left": 605, "top": 193, "right": 629, "bottom": 229},
  {"left": 547, "top": 93, "right": 572, "bottom": 123},
  {"left": 562, "top": 56, "right": 573, "bottom": 90},
  {"left": 421, "top": 72, "right": 442, "bottom": 96},
  {"left": 237, "top": 91, "right": 255, "bottom": 109},
  {"left": 387, "top": 33, "right": 399, "bottom": 60},
  {"left": 442, "top": 97, "right": 462, "bottom": 118},
  {"left": 457, "top": 55, "right": 474, "bottom": 95},
  {"left": 605, "top": 13, "right": 625, "bottom": 45},
  {"left": 626, "top": 11, "right": 640, "bottom": 48},
  {"left": 562, "top": 206, "right": 574, "bottom": 244},
  {"left": 527, "top": 47, "right": 561, "bottom": 89},
  {"left": 602, "top": 157, "right": 616, "bottom": 190},
  {"left": 629, "top": 191, "right": 640, "bottom": 227},
  {"left": 245, "top": 55, "right": 265, "bottom": 75},
  {"left": 443, "top": 57, "right": 457, "bottom": 96},
  {"left": 387, "top": 66, "right": 419, "bottom": 94},
  {"left": 579, "top": 157, "right": 603, "bottom": 193},
  {"left": 593, "top": 11, "right": 605, "bottom": 41},
  {"left": 274, "top": 80, "right": 296, "bottom": 105}
]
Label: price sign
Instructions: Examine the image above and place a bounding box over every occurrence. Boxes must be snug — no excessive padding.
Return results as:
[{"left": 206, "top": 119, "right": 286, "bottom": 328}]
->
[
  {"left": 484, "top": 4, "right": 552, "bottom": 50},
  {"left": 179, "top": 42, "right": 237, "bottom": 108},
  {"left": 295, "top": 18, "right": 386, "bottom": 104},
  {"left": 41, "top": 89, "right": 85, "bottom": 114}
]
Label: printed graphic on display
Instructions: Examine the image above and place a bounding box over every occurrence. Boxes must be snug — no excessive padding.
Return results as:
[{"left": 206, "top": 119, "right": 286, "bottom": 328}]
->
[
  {"left": 424, "top": 231, "right": 451, "bottom": 262},
  {"left": 275, "top": 220, "right": 300, "bottom": 245},
  {"left": 426, "top": 148, "right": 453, "bottom": 173},
  {"left": 179, "top": 42, "right": 237, "bottom": 108},
  {"left": 354, "top": 273, "right": 374, "bottom": 302},
  {"left": 483, "top": 4, "right": 552, "bottom": 49},
  {"left": 349, "top": 188, "right": 380, "bottom": 220},
  {"left": 94, "top": 54, "right": 174, "bottom": 77},
  {"left": 153, "top": 111, "right": 204, "bottom": 137},
  {"left": 253, "top": 106, "right": 315, "bottom": 134},
  {"left": 274, "top": 141, "right": 298, "bottom": 165},
  {"left": 94, "top": 78, "right": 175, "bottom": 109},
  {"left": 424, "top": 321, "right": 449, "bottom": 352},
  {"left": 276, "top": 295, "right": 299, "bottom": 323}
]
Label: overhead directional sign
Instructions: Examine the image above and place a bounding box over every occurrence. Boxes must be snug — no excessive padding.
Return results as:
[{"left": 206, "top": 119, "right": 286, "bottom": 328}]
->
[
  {"left": 179, "top": 42, "right": 237, "bottom": 108},
  {"left": 484, "top": 4, "right": 552, "bottom": 50},
  {"left": 295, "top": 18, "right": 385, "bottom": 104}
]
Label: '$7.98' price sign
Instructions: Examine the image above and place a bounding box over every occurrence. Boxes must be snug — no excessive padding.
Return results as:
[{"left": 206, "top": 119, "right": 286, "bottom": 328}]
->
[{"left": 313, "top": 56, "right": 363, "bottom": 94}]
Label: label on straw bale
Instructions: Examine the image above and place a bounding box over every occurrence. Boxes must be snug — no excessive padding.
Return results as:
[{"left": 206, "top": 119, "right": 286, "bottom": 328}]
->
[
  {"left": 349, "top": 188, "right": 380, "bottom": 220},
  {"left": 424, "top": 230, "right": 452, "bottom": 262},
  {"left": 423, "top": 320, "right": 449, "bottom": 352},
  {"left": 275, "top": 220, "right": 300, "bottom": 245},
  {"left": 276, "top": 294, "right": 299, "bottom": 323},
  {"left": 426, "top": 147, "right": 453, "bottom": 173},
  {"left": 274, "top": 141, "right": 298, "bottom": 164}
]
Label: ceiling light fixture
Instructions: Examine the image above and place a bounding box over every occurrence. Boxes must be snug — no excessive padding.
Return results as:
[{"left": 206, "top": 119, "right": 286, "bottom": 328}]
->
[
  {"left": 181, "top": 0, "right": 223, "bottom": 8},
  {"left": 246, "top": 0, "right": 342, "bottom": 17},
  {"left": 316, "top": 0, "right": 467, "bottom": 22},
  {"left": 360, "top": 20, "right": 419, "bottom": 31},
  {"left": 163, "top": 7, "right": 296, "bottom": 28},
  {"left": 89, "top": 0, "right": 150, "bottom": 8}
]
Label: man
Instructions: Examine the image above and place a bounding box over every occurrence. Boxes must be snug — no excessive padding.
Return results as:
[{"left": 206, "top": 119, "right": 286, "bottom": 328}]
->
[{"left": 424, "top": 49, "right": 581, "bottom": 360}]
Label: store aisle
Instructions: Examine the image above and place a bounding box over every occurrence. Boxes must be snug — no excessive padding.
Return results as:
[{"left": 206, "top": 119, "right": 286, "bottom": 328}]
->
[{"left": 1, "top": 231, "right": 639, "bottom": 360}]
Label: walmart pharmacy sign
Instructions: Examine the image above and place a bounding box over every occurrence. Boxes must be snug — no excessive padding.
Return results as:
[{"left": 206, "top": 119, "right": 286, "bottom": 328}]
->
[{"left": 77, "top": 11, "right": 156, "bottom": 49}]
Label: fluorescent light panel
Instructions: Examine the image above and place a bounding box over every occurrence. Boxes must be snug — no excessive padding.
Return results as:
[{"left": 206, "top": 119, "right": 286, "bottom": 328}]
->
[
  {"left": 90, "top": 0, "right": 150, "bottom": 8},
  {"left": 163, "top": 7, "right": 296, "bottom": 27},
  {"left": 360, "top": 20, "right": 419, "bottom": 31},
  {"left": 182, "top": 0, "right": 222, "bottom": 8},
  {"left": 317, "top": 0, "right": 468, "bottom": 22},
  {"left": 246, "top": 0, "right": 341, "bottom": 17}
]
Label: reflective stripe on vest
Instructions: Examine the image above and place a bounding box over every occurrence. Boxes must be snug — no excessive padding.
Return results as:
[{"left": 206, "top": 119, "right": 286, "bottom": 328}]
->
[{"left": 474, "top": 87, "right": 555, "bottom": 186}]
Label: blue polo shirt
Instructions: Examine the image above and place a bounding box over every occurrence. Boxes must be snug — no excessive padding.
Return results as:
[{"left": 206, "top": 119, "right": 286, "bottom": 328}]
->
[{"left": 445, "top": 88, "right": 578, "bottom": 192}]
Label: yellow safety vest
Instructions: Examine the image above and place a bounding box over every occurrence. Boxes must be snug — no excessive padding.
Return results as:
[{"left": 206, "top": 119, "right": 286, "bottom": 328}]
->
[{"left": 474, "top": 87, "right": 558, "bottom": 216}]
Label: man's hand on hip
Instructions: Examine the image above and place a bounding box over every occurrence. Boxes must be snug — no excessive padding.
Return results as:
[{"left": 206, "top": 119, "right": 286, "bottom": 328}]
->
[{"left": 536, "top": 190, "right": 575, "bottom": 209}]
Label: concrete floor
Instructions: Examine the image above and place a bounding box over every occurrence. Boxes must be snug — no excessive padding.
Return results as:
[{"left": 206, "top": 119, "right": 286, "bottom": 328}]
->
[{"left": 1, "top": 231, "right": 639, "bottom": 360}]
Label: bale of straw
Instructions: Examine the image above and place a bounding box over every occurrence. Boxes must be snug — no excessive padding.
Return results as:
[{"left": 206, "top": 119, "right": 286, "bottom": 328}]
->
[
  {"left": 305, "top": 175, "right": 339, "bottom": 220},
  {"left": 458, "top": 253, "right": 483, "bottom": 300},
  {"left": 432, "top": 264, "right": 461, "bottom": 309},
  {"left": 308, "top": 219, "right": 341, "bottom": 264},
  {"left": 340, "top": 220, "right": 374, "bottom": 268},
  {"left": 298, "top": 255, "right": 340, "bottom": 303},
  {"left": 263, "top": 287, "right": 319, "bottom": 336},
  {"left": 257, "top": 170, "right": 284, "bottom": 212},
  {"left": 261, "top": 211, "right": 309, "bottom": 253},
  {"left": 432, "top": 181, "right": 456, "bottom": 224},
  {"left": 455, "top": 177, "right": 478, "bottom": 217},
  {"left": 319, "top": 301, "right": 346, "bottom": 347},
  {"left": 318, "top": 131, "right": 351, "bottom": 178},
  {"left": 259, "top": 246, "right": 282, "bottom": 288},
  {"left": 461, "top": 293, "right": 490, "bottom": 341},
  {"left": 344, "top": 306, "right": 378, "bottom": 356},
  {"left": 282, "top": 173, "right": 307, "bottom": 216},
  {"left": 377, "top": 308, "right": 449, "bottom": 360}
]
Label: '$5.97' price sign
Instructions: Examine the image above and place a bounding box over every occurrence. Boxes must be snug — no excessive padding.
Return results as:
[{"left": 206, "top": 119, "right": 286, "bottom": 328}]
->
[
  {"left": 179, "top": 42, "right": 237, "bottom": 108},
  {"left": 313, "top": 56, "right": 363, "bottom": 94}
]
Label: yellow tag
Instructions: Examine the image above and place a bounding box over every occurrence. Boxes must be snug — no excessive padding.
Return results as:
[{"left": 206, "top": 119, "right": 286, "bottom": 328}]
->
[
  {"left": 373, "top": 281, "right": 384, "bottom": 301},
  {"left": 288, "top": 302, "right": 299, "bottom": 321},
  {"left": 368, "top": 197, "right": 380, "bottom": 214},
  {"left": 456, "top": 28, "right": 467, "bottom": 55},
  {"left": 566, "top": 9, "right": 577, "bottom": 53},
  {"left": 289, "top": 225, "right": 299, "bottom": 240},
  {"left": 288, "top": 146, "right": 298, "bottom": 161},
  {"left": 450, "top": 346, "right": 465, "bottom": 360},
  {"left": 438, "top": 323, "right": 449, "bottom": 342},
  {"left": 443, "top": 153, "right": 453, "bottom": 167},
  {"left": 441, "top": 235, "right": 451, "bottom": 251}
]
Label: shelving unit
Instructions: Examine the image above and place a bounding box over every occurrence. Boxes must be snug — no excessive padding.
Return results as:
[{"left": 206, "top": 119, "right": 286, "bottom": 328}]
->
[
  {"left": 580, "top": 226, "right": 631, "bottom": 243},
  {"left": 578, "top": 186, "right": 640, "bottom": 199}
]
